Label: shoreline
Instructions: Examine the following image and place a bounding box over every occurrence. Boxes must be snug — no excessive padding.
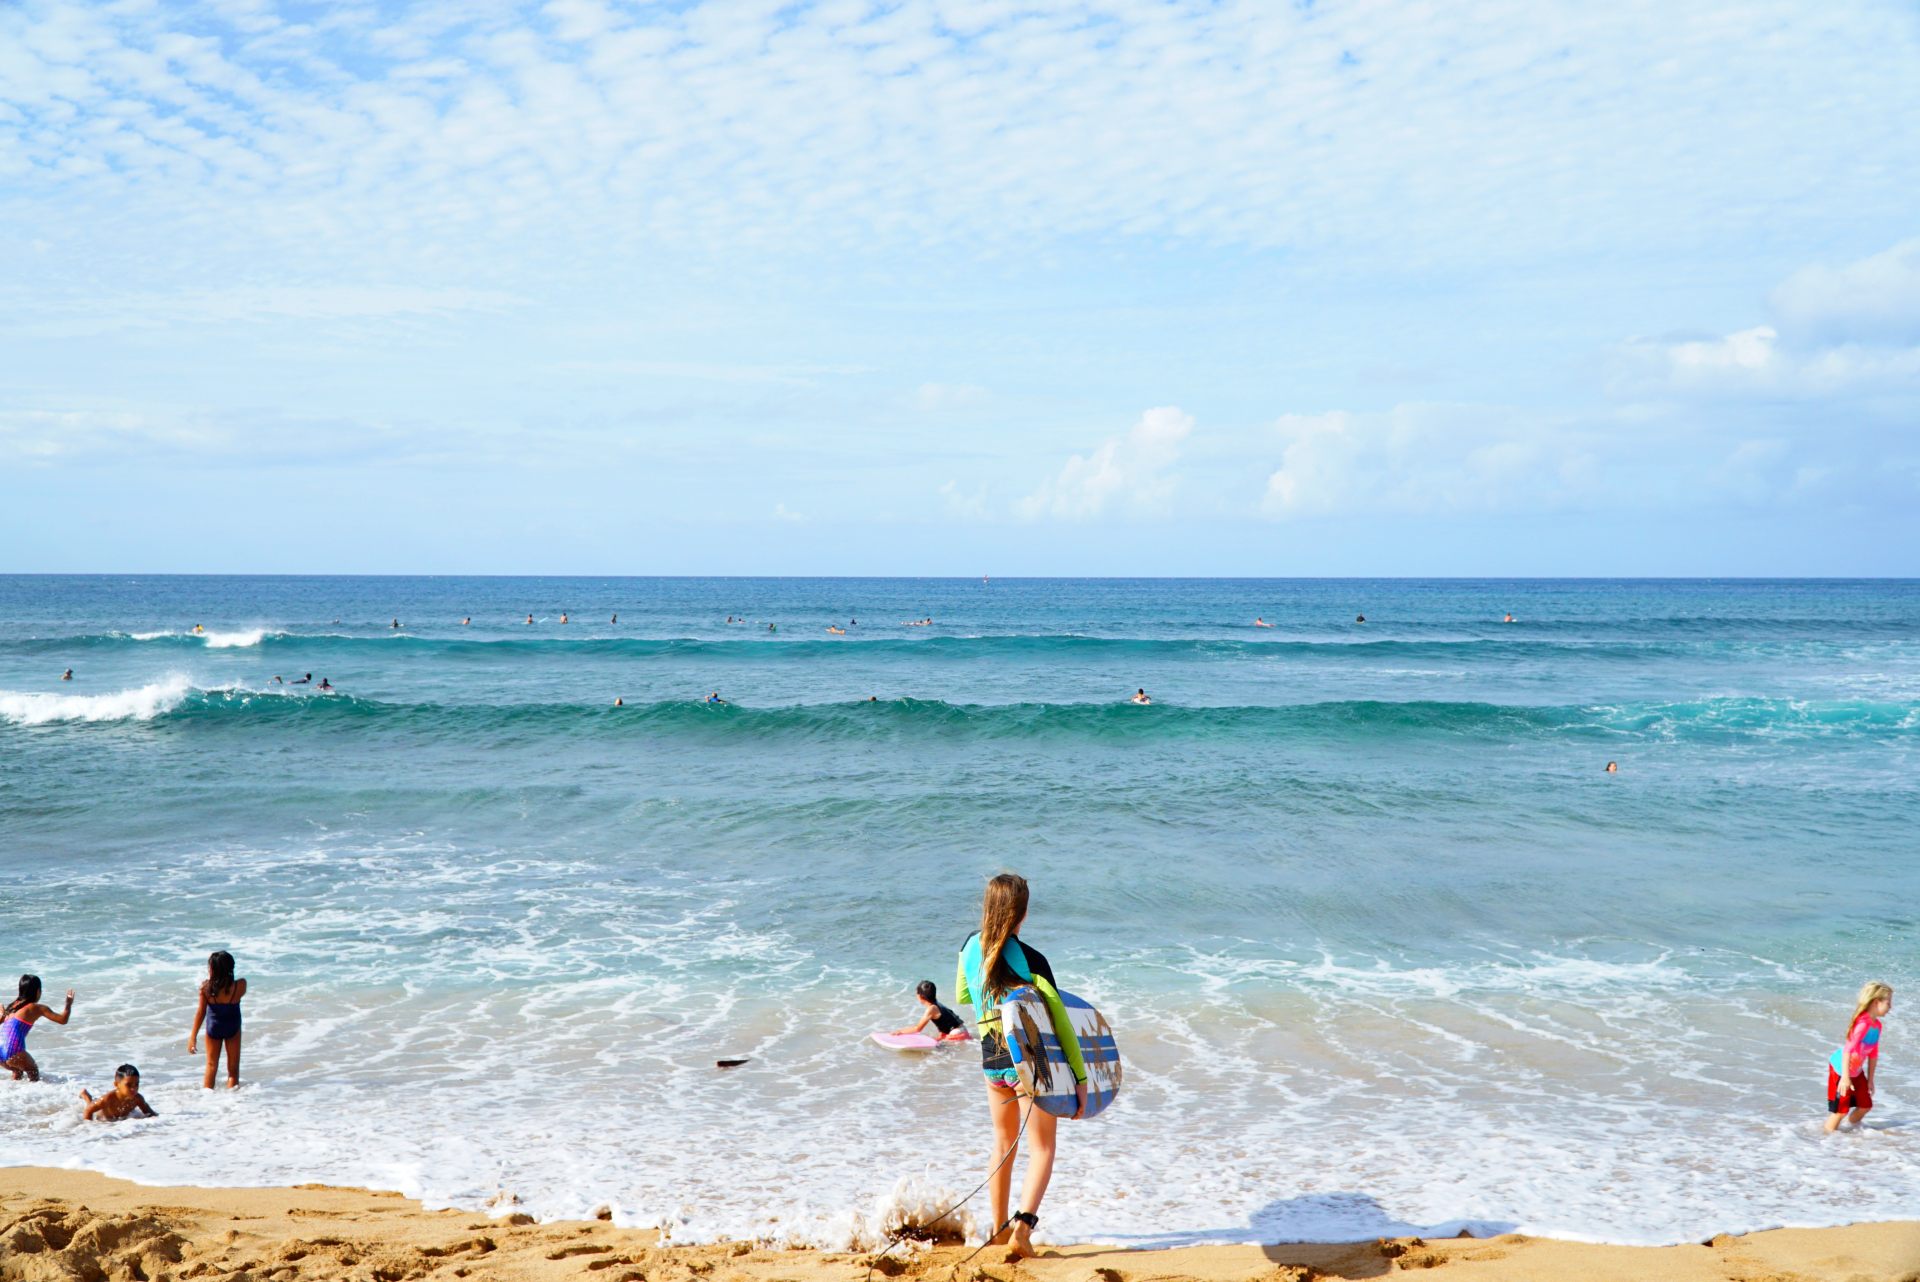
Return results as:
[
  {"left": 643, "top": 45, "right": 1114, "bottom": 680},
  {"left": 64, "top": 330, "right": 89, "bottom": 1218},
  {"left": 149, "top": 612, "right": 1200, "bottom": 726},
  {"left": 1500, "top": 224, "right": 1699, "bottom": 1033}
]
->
[{"left": 4, "top": 1170, "right": 1917, "bottom": 1282}]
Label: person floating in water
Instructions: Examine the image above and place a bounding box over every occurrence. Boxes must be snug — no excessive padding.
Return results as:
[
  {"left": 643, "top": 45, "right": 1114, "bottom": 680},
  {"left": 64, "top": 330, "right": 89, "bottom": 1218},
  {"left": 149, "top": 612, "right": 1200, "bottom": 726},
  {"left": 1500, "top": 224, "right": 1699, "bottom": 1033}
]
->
[
  {"left": 1253, "top": 617, "right": 1271, "bottom": 628},
  {"left": 462, "top": 617, "right": 471, "bottom": 626},
  {"left": 193, "top": 624, "right": 204, "bottom": 635},
  {"left": 826, "top": 625, "right": 846, "bottom": 635},
  {"left": 560, "top": 613, "right": 569, "bottom": 624},
  {"left": 3, "top": 975, "right": 73, "bottom": 1082},
  {"left": 272, "top": 675, "right": 283, "bottom": 684},
  {"left": 614, "top": 697, "right": 624, "bottom": 707},
  {"left": 892, "top": 980, "right": 972, "bottom": 1042},
  {"left": 391, "top": 618, "right": 401, "bottom": 629},
  {"left": 1503, "top": 613, "right": 1515, "bottom": 623},
  {"left": 1355, "top": 614, "right": 1366, "bottom": 624},
  {"left": 189, "top": 950, "right": 246, "bottom": 1090},
  {"left": 61, "top": 668, "right": 72, "bottom": 680},
  {"left": 706, "top": 691, "right": 728, "bottom": 704},
  {"left": 80, "top": 1064, "right": 155, "bottom": 1122},
  {"left": 1129, "top": 688, "right": 1151, "bottom": 704},
  {"left": 292, "top": 673, "right": 311, "bottom": 685},
  {"left": 768, "top": 623, "right": 777, "bottom": 633},
  {"left": 318, "top": 678, "right": 333, "bottom": 692},
  {"left": 1605, "top": 761, "right": 1618, "bottom": 773},
  {"left": 1825, "top": 981, "right": 1893, "bottom": 1134},
  {"left": 611, "top": 614, "right": 618, "bottom": 624},
  {"left": 526, "top": 614, "right": 535, "bottom": 625}
]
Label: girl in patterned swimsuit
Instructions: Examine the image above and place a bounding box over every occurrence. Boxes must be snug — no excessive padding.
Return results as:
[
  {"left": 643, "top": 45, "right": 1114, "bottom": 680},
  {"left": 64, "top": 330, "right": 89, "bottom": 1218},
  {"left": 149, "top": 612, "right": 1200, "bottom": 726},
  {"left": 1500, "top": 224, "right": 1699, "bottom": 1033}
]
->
[
  {"left": 3, "top": 974, "right": 74, "bottom": 1082},
  {"left": 1826, "top": 981, "right": 1893, "bottom": 1133},
  {"left": 189, "top": 950, "right": 248, "bottom": 1090}
]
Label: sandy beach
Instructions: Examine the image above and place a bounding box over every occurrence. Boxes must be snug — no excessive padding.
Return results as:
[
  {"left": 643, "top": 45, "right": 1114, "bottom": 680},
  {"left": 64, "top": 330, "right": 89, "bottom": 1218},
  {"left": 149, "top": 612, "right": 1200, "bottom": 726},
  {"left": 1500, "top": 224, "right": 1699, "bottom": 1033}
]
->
[{"left": 2, "top": 1170, "right": 1915, "bottom": 1282}]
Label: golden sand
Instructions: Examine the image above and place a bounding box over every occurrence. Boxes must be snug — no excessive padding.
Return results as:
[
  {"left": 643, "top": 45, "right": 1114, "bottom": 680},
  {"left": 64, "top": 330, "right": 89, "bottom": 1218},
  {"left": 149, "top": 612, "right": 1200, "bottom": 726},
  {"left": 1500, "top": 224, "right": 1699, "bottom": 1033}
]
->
[{"left": 1, "top": 1169, "right": 1915, "bottom": 1282}]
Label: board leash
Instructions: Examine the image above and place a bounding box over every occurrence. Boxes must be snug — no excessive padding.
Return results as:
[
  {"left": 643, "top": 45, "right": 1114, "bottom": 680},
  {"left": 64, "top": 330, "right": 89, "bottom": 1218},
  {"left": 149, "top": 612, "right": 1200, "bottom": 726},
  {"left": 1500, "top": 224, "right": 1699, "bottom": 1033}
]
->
[{"left": 864, "top": 1091, "right": 1034, "bottom": 1282}]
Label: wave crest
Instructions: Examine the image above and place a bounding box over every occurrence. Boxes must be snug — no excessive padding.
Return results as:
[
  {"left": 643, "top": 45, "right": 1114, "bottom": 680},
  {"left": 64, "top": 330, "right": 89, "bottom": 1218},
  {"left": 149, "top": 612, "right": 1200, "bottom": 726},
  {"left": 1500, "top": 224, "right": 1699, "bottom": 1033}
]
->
[{"left": 0, "top": 676, "right": 196, "bottom": 725}]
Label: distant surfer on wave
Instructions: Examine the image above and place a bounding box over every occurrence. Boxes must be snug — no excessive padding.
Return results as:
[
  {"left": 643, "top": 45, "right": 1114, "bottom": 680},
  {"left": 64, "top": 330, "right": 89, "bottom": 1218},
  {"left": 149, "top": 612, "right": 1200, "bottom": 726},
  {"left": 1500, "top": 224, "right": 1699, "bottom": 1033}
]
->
[
  {"left": 957, "top": 873, "right": 1087, "bottom": 1262},
  {"left": 1253, "top": 617, "right": 1271, "bottom": 628},
  {"left": 1129, "top": 688, "right": 1151, "bottom": 704}
]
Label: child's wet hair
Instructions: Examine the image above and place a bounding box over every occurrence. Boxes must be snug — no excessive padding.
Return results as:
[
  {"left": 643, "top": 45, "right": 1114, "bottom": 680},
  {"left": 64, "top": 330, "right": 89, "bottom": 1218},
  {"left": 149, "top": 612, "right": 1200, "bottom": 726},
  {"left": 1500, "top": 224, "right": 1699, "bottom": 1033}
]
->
[
  {"left": 5, "top": 974, "right": 40, "bottom": 1018},
  {"left": 115, "top": 1064, "right": 139, "bottom": 1081},
  {"left": 915, "top": 980, "right": 938, "bottom": 1003},
  {"left": 206, "top": 950, "right": 236, "bottom": 997}
]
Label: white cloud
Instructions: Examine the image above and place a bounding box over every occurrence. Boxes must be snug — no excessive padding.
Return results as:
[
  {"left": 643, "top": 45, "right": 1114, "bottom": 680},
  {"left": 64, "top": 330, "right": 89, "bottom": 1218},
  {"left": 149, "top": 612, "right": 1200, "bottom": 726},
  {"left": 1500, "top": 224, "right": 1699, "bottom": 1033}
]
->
[
  {"left": 1618, "top": 239, "right": 1920, "bottom": 400},
  {"left": 771, "top": 502, "right": 806, "bottom": 523},
  {"left": 1, "top": 0, "right": 1916, "bottom": 280},
  {"left": 1261, "top": 405, "right": 1592, "bottom": 518},
  {"left": 1018, "top": 406, "right": 1193, "bottom": 521},
  {"left": 1771, "top": 237, "right": 1920, "bottom": 345}
]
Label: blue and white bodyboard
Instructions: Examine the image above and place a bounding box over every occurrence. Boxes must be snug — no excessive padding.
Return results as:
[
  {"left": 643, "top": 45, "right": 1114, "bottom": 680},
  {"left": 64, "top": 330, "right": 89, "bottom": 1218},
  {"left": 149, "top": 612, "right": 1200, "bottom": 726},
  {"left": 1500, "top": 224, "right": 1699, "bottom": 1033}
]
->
[{"left": 998, "top": 986, "right": 1120, "bottom": 1119}]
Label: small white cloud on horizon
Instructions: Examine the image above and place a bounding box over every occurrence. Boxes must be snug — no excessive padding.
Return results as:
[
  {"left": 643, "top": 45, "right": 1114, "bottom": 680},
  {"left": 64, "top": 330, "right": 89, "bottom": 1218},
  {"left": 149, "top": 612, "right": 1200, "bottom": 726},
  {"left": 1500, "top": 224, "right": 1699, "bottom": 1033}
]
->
[
  {"left": 771, "top": 502, "right": 806, "bottom": 523},
  {"left": 1017, "top": 406, "right": 1194, "bottom": 521}
]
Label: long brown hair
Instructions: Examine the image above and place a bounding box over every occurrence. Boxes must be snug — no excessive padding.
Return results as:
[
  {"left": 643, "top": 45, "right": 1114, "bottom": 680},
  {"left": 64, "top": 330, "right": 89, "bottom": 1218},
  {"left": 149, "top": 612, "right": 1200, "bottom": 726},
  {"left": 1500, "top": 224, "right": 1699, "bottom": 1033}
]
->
[{"left": 979, "top": 873, "right": 1030, "bottom": 999}]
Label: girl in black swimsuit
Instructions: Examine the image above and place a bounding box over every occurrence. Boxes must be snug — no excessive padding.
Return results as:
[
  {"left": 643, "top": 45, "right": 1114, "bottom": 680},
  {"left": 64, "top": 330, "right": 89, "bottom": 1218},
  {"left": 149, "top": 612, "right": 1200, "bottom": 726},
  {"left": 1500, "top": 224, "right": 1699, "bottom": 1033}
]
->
[{"left": 189, "top": 950, "right": 247, "bottom": 1090}]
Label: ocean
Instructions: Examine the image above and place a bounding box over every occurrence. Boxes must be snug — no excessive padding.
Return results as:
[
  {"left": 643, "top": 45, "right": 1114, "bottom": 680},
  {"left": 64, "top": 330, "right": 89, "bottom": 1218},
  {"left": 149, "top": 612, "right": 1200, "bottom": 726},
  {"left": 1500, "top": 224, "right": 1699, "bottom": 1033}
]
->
[{"left": 0, "top": 576, "right": 1914, "bottom": 1247}]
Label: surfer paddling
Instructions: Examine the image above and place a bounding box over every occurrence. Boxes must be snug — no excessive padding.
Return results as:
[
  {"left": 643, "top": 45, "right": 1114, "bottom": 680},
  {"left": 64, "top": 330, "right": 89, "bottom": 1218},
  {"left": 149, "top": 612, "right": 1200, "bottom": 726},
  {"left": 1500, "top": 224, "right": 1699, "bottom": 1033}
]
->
[
  {"left": 891, "top": 980, "right": 970, "bottom": 1042},
  {"left": 957, "top": 873, "right": 1087, "bottom": 1262}
]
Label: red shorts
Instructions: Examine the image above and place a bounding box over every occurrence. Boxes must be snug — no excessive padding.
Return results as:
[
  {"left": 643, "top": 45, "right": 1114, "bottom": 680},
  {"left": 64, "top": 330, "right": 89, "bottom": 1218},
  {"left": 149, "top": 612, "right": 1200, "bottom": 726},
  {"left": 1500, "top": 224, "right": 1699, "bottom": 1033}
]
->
[{"left": 1827, "top": 1068, "right": 1872, "bottom": 1113}]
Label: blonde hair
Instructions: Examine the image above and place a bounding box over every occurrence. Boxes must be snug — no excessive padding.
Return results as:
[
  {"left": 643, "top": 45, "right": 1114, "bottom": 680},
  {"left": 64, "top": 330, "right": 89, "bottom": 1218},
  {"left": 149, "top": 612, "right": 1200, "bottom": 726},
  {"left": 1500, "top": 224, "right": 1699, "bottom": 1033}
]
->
[
  {"left": 1846, "top": 981, "right": 1893, "bottom": 1040},
  {"left": 978, "top": 872, "right": 1030, "bottom": 1000}
]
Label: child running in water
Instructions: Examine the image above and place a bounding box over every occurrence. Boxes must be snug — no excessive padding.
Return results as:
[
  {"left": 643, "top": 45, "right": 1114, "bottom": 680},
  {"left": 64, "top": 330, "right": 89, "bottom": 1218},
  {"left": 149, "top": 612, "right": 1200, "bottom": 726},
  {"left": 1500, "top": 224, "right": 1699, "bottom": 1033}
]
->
[
  {"left": 1826, "top": 981, "right": 1893, "bottom": 1133},
  {"left": 891, "top": 980, "right": 972, "bottom": 1041},
  {"left": 3, "top": 975, "right": 73, "bottom": 1082},
  {"left": 81, "top": 1065, "right": 156, "bottom": 1121},
  {"left": 188, "top": 950, "right": 247, "bottom": 1089}
]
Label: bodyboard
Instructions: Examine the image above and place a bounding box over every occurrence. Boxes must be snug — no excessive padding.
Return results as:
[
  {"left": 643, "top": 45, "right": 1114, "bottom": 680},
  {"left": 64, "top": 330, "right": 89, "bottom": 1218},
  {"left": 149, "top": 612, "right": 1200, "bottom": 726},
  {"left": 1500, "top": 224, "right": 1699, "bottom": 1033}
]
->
[{"left": 997, "top": 986, "right": 1120, "bottom": 1118}]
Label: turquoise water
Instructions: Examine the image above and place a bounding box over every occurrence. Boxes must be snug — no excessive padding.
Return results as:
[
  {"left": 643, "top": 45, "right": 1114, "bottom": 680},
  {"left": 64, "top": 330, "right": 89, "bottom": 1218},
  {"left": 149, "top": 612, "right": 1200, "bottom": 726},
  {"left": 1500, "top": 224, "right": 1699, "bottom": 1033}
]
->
[{"left": 1, "top": 577, "right": 1915, "bottom": 1245}]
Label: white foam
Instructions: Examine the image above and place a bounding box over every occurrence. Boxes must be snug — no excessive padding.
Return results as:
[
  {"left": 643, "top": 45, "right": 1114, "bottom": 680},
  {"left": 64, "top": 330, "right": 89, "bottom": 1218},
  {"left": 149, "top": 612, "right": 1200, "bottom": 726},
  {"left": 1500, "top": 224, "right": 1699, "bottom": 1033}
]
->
[
  {"left": 203, "top": 628, "right": 269, "bottom": 648},
  {"left": 0, "top": 676, "right": 193, "bottom": 725}
]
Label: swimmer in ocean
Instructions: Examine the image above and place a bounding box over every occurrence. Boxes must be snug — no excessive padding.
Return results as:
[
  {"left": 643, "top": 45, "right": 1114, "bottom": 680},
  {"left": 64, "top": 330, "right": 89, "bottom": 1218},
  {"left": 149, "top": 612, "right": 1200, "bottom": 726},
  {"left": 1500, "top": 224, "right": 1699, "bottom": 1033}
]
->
[
  {"left": 1130, "top": 688, "right": 1151, "bottom": 704},
  {"left": 292, "top": 673, "right": 311, "bottom": 685},
  {"left": 391, "top": 618, "right": 400, "bottom": 629},
  {"left": 526, "top": 614, "right": 535, "bottom": 625},
  {"left": 318, "top": 678, "right": 333, "bottom": 692},
  {"left": 706, "top": 691, "right": 727, "bottom": 704},
  {"left": 1254, "top": 617, "right": 1271, "bottom": 628},
  {"left": 615, "top": 697, "right": 624, "bottom": 707},
  {"left": 193, "top": 624, "right": 204, "bottom": 635},
  {"left": 611, "top": 614, "right": 618, "bottom": 624},
  {"left": 462, "top": 617, "right": 471, "bottom": 626},
  {"left": 61, "top": 668, "right": 72, "bottom": 681},
  {"left": 1605, "top": 761, "right": 1618, "bottom": 773},
  {"left": 1503, "top": 613, "right": 1515, "bottom": 623},
  {"left": 827, "top": 625, "right": 845, "bottom": 634},
  {"left": 560, "top": 613, "right": 569, "bottom": 624},
  {"left": 1355, "top": 614, "right": 1366, "bottom": 624}
]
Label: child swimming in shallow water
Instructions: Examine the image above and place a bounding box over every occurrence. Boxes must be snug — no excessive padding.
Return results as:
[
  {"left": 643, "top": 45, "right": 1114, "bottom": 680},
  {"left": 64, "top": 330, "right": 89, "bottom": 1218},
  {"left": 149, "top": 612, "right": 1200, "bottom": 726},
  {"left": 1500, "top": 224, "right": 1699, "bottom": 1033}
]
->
[
  {"left": 189, "top": 950, "right": 247, "bottom": 1089},
  {"left": 892, "top": 980, "right": 971, "bottom": 1041},
  {"left": 1826, "top": 981, "right": 1893, "bottom": 1133},
  {"left": 81, "top": 1065, "right": 156, "bottom": 1121}
]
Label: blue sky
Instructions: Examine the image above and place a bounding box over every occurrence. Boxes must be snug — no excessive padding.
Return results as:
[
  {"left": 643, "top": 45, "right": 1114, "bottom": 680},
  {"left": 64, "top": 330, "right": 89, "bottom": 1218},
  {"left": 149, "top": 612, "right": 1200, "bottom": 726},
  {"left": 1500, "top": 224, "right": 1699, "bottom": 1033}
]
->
[{"left": 2, "top": 0, "right": 1917, "bottom": 574}]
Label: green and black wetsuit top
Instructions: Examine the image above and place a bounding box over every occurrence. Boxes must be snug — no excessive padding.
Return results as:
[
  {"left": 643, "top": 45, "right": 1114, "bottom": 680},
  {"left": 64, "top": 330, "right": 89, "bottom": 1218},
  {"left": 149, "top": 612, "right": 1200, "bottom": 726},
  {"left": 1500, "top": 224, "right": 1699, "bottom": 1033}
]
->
[{"left": 956, "top": 931, "right": 1087, "bottom": 1083}]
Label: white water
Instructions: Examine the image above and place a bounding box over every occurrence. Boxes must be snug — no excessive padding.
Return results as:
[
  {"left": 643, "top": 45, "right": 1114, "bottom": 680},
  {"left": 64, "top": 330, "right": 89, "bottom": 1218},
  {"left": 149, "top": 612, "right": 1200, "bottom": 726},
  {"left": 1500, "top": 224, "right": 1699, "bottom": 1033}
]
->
[{"left": 0, "top": 676, "right": 194, "bottom": 725}]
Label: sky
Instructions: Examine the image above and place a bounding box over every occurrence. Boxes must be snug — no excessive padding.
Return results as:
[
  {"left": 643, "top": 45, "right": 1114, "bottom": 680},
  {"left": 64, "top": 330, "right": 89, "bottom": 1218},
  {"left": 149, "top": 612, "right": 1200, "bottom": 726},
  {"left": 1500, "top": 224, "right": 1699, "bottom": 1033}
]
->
[{"left": 2, "top": 0, "right": 1918, "bottom": 575}]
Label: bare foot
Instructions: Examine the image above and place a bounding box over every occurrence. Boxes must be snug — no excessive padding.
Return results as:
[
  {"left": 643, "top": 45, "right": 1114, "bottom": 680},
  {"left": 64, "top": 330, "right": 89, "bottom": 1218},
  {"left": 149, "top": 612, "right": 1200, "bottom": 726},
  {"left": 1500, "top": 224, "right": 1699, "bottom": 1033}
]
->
[
  {"left": 1004, "top": 1223, "right": 1036, "bottom": 1262},
  {"left": 986, "top": 1223, "right": 1013, "bottom": 1247}
]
